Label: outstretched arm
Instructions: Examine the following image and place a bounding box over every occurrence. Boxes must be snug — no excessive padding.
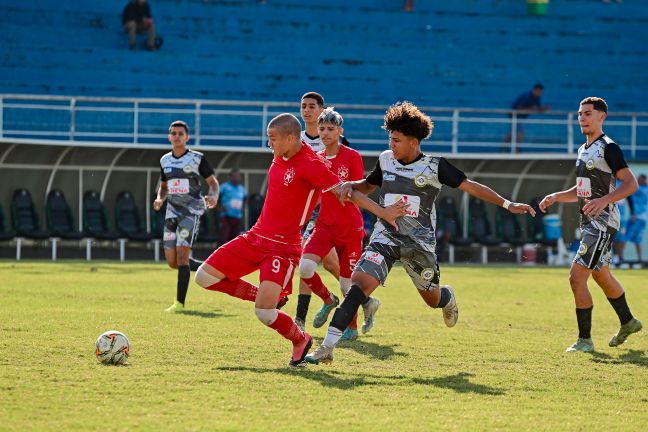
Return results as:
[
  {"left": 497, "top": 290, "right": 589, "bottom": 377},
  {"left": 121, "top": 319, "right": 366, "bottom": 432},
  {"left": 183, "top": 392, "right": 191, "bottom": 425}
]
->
[
  {"left": 539, "top": 186, "right": 578, "bottom": 213},
  {"left": 458, "top": 179, "right": 536, "bottom": 216},
  {"left": 330, "top": 184, "right": 406, "bottom": 230}
]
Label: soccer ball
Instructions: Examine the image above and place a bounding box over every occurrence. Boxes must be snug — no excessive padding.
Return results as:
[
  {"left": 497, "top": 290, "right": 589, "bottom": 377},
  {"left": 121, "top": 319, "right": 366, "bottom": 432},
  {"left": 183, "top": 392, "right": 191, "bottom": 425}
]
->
[{"left": 95, "top": 330, "right": 130, "bottom": 365}]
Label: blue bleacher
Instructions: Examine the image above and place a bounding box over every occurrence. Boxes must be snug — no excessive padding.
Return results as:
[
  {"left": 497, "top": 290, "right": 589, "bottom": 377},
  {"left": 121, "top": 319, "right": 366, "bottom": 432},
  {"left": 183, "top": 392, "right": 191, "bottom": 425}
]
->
[{"left": 1, "top": 0, "right": 647, "bottom": 150}]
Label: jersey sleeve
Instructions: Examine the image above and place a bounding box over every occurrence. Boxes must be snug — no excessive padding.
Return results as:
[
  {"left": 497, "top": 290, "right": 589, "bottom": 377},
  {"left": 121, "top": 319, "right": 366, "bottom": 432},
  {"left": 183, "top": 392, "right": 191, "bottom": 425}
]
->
[
  {"left": 438, "top": 157, "right": 467, "bottom": 188},
  {"left": 198, "top": 156, "right": 215, "bottom": 178},
  {"left": 350, "top": 150, "right": 365, "bottom": 181},
  {"left": 604, "top": 143, "right": 629, "bottom": 174},
  {"left": 365, "top": 160, "right": 382, "bottom": 186},
  {"left": 306, "top": 157, "right": 342, "bottom": 192},
  {"left": 160, "top": 165, "right": 167, "bottom": 182}
]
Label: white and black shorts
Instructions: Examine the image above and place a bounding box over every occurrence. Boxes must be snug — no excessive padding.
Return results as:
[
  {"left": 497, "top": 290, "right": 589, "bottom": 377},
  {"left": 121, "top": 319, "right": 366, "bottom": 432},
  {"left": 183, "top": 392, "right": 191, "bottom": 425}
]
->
[
  {"left": 355, "top": 241, "right": 440, "bottom": 291},
  {"left": 163, "top": 214, "right": 200, "bottom": 249},
  {"left": 573, "top": 223, "right": 617, "bottom": 271}
]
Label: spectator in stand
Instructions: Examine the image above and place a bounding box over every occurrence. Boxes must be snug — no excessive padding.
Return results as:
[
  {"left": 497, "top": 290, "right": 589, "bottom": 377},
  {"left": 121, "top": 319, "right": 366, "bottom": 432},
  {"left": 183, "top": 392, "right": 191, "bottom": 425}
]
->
[
  {"left": 403, "top": 0, "right": 414, "bottom": 12},
  {"left": 504, "top": 83, "right": 551, "bottom": 150},
  {"left": 219, "top": 169, "right": 248, "bottom": 244},
  {"left": 122, "top": 0, "right": 157, "bottom": 51}
]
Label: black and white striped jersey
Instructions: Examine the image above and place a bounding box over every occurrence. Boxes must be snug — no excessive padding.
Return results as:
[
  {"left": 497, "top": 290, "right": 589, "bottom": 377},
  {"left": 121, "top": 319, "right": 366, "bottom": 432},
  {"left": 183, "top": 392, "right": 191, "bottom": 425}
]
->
[
  {"left": 365, "top": 150, "right": 466, "bottom": 252},
  {"left": 159, "top": 149, "right": 214, "bottom": 219},
  {"left": 575, "top": 134, "right": 628, "bottom": 231}
]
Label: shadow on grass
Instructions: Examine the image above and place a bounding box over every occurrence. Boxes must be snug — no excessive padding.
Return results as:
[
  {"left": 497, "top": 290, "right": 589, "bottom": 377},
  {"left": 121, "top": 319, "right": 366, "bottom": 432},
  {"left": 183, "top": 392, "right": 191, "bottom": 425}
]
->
[
  {"left": 590, "top": 349, "right": 648, "bottom": 368},
  {"left": 214, "top": 366, "right": 505, "bottom": 395},
  {"left": 338, "top": 338, "right": 409, "bottom": 361},
  {"left": 412, "top": 372, "right": 506, "bottom": 395},
  {"left": 177, "top": 309, "right": 236, "bottom": 319}
]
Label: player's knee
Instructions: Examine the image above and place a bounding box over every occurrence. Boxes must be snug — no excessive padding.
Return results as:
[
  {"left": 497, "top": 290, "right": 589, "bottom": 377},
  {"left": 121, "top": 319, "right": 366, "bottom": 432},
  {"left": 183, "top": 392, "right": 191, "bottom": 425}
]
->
[
  {"left": 339, "top": 277, "right": 352, "bottom": 296},
  {"left": 299, "top": 258, "right": 318, "bottom": 279},
  {"left": 254, "top": 308, "right": 278, "bottom": 325},
  {"left": 194, "top": 266, "right": 221, "bottom": 288}
]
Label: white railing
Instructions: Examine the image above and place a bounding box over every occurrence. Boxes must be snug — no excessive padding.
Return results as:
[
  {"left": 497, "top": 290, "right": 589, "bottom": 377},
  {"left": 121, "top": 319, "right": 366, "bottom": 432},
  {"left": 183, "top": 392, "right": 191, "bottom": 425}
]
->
[{"left": 2, "top": 94, "right": 648, "bottom": 157}]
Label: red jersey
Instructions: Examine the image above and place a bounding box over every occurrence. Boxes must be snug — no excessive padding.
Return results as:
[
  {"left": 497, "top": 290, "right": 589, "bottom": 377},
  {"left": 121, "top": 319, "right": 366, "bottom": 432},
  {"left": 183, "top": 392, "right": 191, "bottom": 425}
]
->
[
  {"left": 316, "top": 145, "right": 365, "bottom": 238},
  {"left": 251, "top": 143, "right": 341, "bottom": 245}
]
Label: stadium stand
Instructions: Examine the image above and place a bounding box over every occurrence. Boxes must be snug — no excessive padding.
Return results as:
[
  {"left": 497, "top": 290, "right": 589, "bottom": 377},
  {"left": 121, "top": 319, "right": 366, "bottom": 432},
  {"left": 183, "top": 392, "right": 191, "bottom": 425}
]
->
[{"left": 1, "top": 0, "right": 646, "bottom": 111}]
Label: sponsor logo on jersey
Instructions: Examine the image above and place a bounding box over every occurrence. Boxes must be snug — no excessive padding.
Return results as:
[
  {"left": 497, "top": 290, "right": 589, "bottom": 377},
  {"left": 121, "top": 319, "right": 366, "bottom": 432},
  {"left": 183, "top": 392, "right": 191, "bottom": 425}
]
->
[
  {"left": 586, "top": 159, "right": 595, "bottom": 170},
  {"left": 168, "top": 178, "right": 190, "bottom": 195},
  {"left": 577, "top": 242, "right": 588, "bottom": 256},
  {"left": 163, "top": 232, "right": 176, "bottom": 241},
  {"left": 576, "top": 177, "right": 592, "bottom": 198},
  {"left": 384, "top": 194, "right": 421, "bottom": 217},
  {"left": 164, "top": 167, "right": 172, "bottom": 173},
  {"left": 420, "top": 268, "right": 435, "bottom": 280},
  {"left": 183, "top": 165, "right": 193, "bottom": 173},
  {"left": 414, "top": 174, "right": 428, "bottom": 187},
  {"left": 284, "top": 168, "right": 296, "bottom": 186},
  {"left": 383, "top": 174, "right": 396, "bottom": 181},
  {"left": 179, "top": 229, "right": 190, "bottom": 239},
  {"left": 337, "top": 166, "right": 349, "bottom": 180},
  {"left": 364, "top": 252, "right": 384, "bottom": 266}
]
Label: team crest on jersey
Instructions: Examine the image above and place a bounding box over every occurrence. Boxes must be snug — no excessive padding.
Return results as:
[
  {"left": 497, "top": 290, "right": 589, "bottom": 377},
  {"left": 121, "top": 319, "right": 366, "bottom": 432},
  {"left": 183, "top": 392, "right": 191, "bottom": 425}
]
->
[
  {"left": 337, "top": 166, "right": 349, "bottom": 180},
  {"left": 414, "top": 174, "right": 428, "bottom": 187},
  {"left": 577, "top": 242, "right": 588, "bottom": 256},
  {"left": 283, "top": 168, "right": 296, "bottom": 186},
  {"left": 182, "top": 165, "right": 193, "bottom": 173},
  {"left": 179, "top": 229, "right": 190, "bottom": 239},
  {"left": 586, "top": 159, "right": 595, "bottom": 170},
  {"left": 420, "top": 268, "right": 435, "bottom": 280}
]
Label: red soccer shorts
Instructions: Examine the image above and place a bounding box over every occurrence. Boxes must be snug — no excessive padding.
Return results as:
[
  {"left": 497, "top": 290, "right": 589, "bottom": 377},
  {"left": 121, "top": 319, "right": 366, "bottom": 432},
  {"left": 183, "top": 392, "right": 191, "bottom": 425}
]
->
[
  {"left": 303, "top": 224, "right": 364, "bottom": 278},
  {"left": 205, "top": 232, "right": 301, "bottom": 295}
]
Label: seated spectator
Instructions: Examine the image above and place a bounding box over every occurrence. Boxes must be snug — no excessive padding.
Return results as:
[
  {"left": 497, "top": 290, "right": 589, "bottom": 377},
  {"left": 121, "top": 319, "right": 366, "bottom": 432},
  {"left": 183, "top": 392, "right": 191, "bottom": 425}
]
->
[
  {"left": 122, "top": 0, "right": 157, "bottom": 51},
  {"left": 403, "top": 0, "right": 414, "bottom": 12}
]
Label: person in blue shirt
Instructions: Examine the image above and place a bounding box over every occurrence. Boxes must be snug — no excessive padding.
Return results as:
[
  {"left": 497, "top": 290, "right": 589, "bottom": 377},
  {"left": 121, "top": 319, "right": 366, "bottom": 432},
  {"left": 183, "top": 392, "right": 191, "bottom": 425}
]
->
[
  {"left": 625, "top": 174, "right": 647, "bottom": 262},
  {"left": 218, "top": 169, "right": 248, "bottom": 244},
  {"left": 504, "top": 83, "right": 551, "bottom": 151}
]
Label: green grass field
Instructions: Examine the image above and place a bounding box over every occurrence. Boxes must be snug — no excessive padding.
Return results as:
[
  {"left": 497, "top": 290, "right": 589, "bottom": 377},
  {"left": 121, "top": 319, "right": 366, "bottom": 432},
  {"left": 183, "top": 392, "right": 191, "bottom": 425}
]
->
[{"left": 1, "top": 261, "right": 647, "bottom": 431}]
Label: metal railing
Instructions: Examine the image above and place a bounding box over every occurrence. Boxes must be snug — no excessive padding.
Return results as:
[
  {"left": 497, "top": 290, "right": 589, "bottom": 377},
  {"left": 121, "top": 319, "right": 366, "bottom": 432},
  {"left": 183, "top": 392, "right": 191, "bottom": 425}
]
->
[{"left": 2, "top": 94, "right": 648, "bottom": 157}]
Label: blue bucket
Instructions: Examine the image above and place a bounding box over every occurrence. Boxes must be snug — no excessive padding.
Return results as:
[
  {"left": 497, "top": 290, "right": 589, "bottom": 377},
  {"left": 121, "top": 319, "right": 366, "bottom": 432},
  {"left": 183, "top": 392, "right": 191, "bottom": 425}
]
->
[{"left": 543, "top": 214, "right": 562, "bottom": 240}]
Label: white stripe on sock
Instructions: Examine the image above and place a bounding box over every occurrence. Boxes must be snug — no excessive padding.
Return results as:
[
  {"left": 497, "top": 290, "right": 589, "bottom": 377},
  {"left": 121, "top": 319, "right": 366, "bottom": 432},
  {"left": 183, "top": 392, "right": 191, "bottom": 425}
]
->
[{"left": 323, "top": 327, "right": 344, "bottom": 348}]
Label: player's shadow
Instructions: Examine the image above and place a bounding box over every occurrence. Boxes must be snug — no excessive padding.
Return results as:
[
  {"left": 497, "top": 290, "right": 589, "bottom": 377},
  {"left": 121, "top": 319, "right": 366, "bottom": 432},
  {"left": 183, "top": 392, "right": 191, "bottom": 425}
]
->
[
  {"left": 214, "top": 366, "right": 505, "bottom": 395},
  {"left": 590, "top": 349, "right": 648, "bottom": 369},
  {"left": 178, "top": 309, "right": 236, "bottom": 319},
  {"left": 338, "top": 339, "right": 409, "bottom": 361},
  {"left": 412, "top": 372, "right": 506, "bottom": 395}
]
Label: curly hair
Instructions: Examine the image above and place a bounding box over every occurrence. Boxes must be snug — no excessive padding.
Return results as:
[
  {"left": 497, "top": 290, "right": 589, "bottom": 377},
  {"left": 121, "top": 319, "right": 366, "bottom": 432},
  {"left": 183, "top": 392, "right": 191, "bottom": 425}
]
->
[{"left": 382, "top": 101, "right": 433, "bottom": 142}]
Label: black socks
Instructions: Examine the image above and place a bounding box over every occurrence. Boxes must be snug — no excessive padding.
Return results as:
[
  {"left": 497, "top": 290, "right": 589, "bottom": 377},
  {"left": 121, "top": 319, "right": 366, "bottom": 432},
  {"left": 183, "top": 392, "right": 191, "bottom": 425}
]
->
[
  {"left": 296, "top": 294, "right": 311, "bottom": 322},
  {"left": 177, "top": 265, "right": 190, "bottom": 305},
  {"left": 189, "top": 257, "right": 203, "bottom": 272},
  {"left": 330, "top": 285, "right": 367, "bottom": 331},
  {"left": 576, "top": 307, "right": 593, "bottom": 339},
  {"left": 607, "top": 293, "right": 633, "bottom": 325},
  {"left": 437, "top": 287, "right": 451, "bottom": 308}
]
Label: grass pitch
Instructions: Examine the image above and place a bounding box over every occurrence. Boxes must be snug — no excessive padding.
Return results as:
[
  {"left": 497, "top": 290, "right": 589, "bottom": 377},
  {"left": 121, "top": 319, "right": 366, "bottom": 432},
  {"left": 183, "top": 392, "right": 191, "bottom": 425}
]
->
[{"left": 1, "top": 261, "right": 647, "bottom": 431}]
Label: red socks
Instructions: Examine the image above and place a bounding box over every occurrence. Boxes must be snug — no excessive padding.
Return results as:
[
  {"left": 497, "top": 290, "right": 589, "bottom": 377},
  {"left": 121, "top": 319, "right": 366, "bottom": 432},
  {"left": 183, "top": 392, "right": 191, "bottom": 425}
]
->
[
  {"left": 205, "top": 278, "right": 258, "bottom": 302},
  {"left": 302, "top": 273, "right": 333, "bottom": 304},
  {"left": 268, "top": 310, "right": 305, "bottom": 344}
]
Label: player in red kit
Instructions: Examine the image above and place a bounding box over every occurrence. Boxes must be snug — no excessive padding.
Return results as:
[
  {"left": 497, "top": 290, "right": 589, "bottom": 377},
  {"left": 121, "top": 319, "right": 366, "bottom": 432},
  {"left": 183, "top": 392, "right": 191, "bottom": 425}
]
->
[
  {"left": 194, "top": 113, "right": 407, "bottom": 367},
  {"left": 300, "top": 108, "right": 377, "bottom": 341}
]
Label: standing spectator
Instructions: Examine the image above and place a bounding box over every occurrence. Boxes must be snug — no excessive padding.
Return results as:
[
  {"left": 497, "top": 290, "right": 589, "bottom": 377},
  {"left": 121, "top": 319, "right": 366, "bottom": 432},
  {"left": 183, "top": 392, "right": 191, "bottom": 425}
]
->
[
  {"left": 122, "top": 0, "right": 156, "bottom": 51},
  {"left": 625, "top": 174, "right": 647, "bottom": 263},
  {"left": 504, "top": 83, "right": 551, "bottom": 150},
  {"left": 219, "top": 169, "right": 248, "bottom": 244}
]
